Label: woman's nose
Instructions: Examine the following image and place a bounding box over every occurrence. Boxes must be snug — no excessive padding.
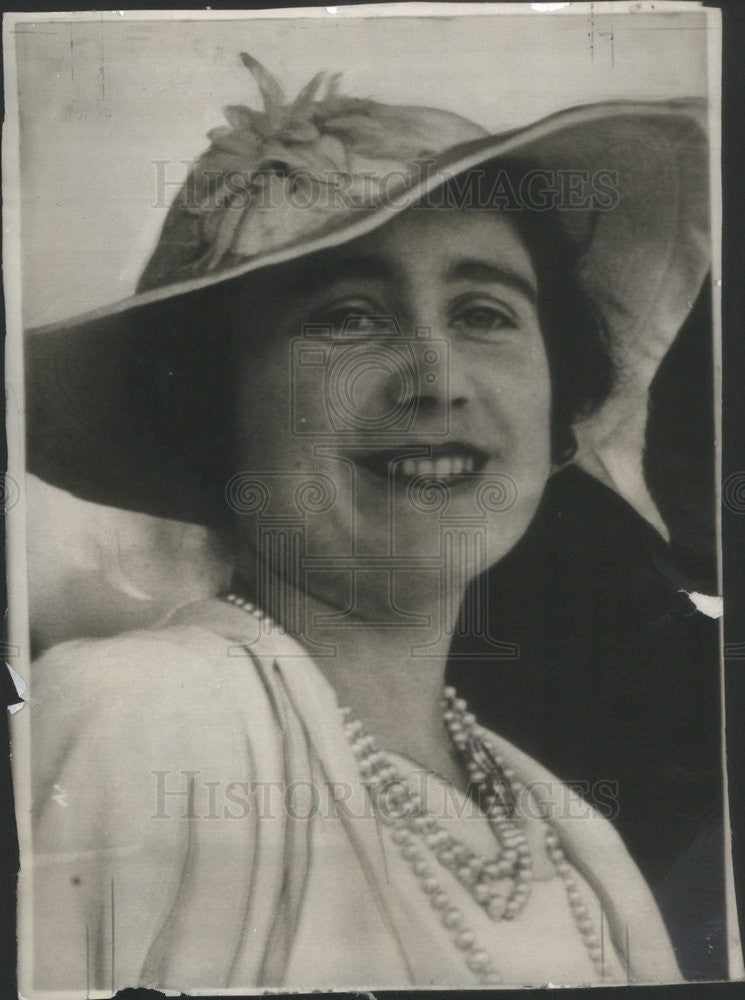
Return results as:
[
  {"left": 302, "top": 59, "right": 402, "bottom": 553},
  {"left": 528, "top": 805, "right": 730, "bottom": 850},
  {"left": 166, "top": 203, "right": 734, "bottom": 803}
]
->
[{"left": 382, "top": 336, "right": 470, "bottom": 420}]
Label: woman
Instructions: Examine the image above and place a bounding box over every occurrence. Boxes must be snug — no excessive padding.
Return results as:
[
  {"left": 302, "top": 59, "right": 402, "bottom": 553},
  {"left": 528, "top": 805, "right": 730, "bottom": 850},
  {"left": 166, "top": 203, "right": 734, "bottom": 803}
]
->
[{"left": 25, "top": 55, "right": 709, "bottom": 991}]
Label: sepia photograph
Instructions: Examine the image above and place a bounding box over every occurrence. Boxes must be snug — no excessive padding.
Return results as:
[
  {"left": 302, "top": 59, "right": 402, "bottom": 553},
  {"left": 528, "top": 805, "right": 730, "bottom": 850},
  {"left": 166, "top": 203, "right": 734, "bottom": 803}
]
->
[{"left": 3, "top": 3, "right": 742, "bottom": 994}]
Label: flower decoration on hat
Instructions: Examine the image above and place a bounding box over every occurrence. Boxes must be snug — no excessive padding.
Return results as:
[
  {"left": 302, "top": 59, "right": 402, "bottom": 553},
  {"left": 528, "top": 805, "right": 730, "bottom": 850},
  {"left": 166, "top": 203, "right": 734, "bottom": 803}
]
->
[{"left": 138, "top": 54, "right": 487, "bottom": 291}]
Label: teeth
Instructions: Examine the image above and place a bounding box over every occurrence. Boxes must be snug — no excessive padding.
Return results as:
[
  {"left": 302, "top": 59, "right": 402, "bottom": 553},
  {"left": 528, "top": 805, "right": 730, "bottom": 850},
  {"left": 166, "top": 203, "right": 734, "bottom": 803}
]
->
[{"left": 395, "top": 454, "right": 479, "bottom": 478}]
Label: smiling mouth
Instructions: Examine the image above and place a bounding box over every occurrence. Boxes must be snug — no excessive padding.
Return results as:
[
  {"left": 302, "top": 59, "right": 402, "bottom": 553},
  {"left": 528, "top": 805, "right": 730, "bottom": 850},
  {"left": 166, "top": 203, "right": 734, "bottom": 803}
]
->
[{"left": 353, "top": 444, "right": 490, "bottom": 485}]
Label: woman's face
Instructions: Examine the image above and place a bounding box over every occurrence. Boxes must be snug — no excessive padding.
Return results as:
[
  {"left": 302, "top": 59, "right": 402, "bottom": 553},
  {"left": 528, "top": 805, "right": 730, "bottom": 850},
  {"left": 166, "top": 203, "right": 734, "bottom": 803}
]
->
[{"left": 231, "top": 207, "right": 552, "bottom": 617}]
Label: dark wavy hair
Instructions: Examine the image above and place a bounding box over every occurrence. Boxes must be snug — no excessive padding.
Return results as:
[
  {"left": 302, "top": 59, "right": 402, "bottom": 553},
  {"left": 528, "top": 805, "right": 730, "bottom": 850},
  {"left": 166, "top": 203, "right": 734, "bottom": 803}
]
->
[{"left": 508, "top": 209, "right": 616, "bottom": 465}]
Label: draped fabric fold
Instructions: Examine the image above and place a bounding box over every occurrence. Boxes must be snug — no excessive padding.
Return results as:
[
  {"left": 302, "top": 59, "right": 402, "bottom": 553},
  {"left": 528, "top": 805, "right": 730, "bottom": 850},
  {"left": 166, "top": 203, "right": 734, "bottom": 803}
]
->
[{"left": 28, "top": 598, "right": 682, "bottom": 993}]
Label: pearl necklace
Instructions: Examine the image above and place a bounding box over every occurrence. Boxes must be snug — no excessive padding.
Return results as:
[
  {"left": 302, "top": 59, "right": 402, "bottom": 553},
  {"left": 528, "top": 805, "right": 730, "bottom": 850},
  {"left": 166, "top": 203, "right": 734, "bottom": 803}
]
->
[{"left": 222, "top": 592, "right": 609, "bottom": 983}]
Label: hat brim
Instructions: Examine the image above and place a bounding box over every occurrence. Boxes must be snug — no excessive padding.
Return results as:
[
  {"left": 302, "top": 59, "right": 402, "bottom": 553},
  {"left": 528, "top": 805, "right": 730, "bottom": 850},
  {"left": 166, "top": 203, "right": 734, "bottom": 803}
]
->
[{"left": 25, "top": 99, "right": 710, "bottom": 529}]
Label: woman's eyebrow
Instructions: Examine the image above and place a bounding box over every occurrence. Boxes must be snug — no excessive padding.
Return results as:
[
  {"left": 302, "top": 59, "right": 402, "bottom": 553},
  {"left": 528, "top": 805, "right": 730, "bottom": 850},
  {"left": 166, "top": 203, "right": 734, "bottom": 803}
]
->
[
  {"left": 445, "top": 259, "right": 538, "bottom": 305},
  {"left": 293, "top": 254, "right": 398, "bottom": 294}
]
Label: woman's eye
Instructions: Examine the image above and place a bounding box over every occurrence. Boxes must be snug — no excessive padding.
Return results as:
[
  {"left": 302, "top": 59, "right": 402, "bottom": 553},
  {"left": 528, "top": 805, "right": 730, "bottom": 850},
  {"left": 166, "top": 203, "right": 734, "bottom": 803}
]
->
[
  {"left": 339, "top": 314, "right": 393, "bottom": 335},
  {"left": 311, "top": 305, "right": 395, "bottom": 337}
]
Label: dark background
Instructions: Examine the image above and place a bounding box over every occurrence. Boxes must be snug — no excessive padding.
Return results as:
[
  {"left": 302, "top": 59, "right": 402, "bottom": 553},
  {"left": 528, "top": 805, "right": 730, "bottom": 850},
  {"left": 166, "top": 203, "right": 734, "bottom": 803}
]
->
[{"left": 449, "top": 280, "right": 722, "bottom": 975}]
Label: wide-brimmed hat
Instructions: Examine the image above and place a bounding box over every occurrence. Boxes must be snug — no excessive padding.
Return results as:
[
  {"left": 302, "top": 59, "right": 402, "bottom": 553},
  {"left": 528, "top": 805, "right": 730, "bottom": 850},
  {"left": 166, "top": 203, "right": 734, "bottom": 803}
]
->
[{"left": 25, "top": 55, "right": 710, "bottom": 533}]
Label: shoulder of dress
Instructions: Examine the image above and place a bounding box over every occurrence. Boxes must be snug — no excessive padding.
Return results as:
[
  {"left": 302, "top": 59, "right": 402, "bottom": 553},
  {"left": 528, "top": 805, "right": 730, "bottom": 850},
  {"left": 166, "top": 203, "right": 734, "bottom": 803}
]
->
[
  {"left": 29, "top": 599, "right": 327, "bottom": 749},
  {"left": 28, "top": 602, "right": 281, "bottom": 715}
]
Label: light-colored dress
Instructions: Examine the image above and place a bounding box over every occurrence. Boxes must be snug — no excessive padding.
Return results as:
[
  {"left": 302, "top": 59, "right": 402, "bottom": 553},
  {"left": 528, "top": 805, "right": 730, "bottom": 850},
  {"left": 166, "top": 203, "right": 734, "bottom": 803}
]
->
[{"left": 28, "top": 598, "right": 682, "bottom": 993}]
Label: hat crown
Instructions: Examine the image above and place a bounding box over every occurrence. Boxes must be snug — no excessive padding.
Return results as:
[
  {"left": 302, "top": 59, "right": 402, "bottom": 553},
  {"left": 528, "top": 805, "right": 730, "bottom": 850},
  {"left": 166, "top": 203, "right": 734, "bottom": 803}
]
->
[{"left": 138, "top": 54, "right": 488, "bottom": 292}]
